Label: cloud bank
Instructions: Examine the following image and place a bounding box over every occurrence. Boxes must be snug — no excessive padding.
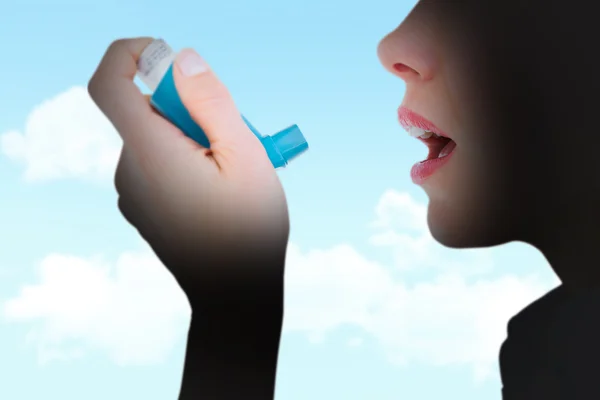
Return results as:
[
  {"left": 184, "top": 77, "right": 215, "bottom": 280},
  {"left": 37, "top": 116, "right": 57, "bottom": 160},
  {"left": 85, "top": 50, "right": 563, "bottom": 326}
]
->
[
  {"left": 1, "top": 86, "right": 559, "bottom": 381},
  {"left": 283, "top": 190, "right": 556, "bottom": 381},
  {"left": 0, "top": 86, "right": 121, "bottom": 182},
  {"left": 3, "top": 246, "right": 190, "bottom": 366},
  {"left": 2, "top": 190, "right": 556, "bottom": 379}
]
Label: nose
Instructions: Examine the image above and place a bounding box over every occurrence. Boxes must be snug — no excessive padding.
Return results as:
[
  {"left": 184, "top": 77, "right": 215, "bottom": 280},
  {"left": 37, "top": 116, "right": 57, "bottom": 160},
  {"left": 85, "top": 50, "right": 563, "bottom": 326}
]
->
[{"left": 377, "top": 20, "right": 437, "bottom": 83}]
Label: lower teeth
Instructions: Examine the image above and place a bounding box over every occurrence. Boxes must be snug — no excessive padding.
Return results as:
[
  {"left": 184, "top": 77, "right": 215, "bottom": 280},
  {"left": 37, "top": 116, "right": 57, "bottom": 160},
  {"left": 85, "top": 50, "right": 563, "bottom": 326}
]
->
[{"left": 438, "top": 141, "right": 455, "bottom": 158}]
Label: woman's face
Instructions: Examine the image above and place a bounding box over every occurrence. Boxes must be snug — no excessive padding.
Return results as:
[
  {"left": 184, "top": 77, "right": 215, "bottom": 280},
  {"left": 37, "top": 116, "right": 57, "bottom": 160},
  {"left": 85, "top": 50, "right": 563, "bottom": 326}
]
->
[{"left": 377, "top": 0, "right": 585, "bottom": 250}]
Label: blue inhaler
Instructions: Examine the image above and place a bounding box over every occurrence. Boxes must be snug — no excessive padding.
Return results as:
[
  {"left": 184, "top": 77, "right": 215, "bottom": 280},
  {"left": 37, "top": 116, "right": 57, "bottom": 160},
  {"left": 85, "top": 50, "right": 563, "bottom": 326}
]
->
[{"left": 136, "top": 39, "right": 308, "bottom": 168}]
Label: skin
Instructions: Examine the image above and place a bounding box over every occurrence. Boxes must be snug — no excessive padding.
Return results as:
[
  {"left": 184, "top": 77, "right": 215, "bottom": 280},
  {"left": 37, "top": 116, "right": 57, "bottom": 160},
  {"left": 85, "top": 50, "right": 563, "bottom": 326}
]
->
[
  {"left": 89, "top": 39, "right": 288, "bottom": 398},
  {"left": 88, "top": 38, "right": 289, "bottom": 286},
  {"left": 378, "top": 0, "right": 600, "bottom": 290},
  {"left": 88, "top": 0, "right": 600, "bottom": 397}
]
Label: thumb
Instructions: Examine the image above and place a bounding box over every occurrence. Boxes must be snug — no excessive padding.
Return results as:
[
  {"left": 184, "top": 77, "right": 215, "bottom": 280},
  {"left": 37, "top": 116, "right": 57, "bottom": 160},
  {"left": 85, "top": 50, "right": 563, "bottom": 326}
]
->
[{"left": 172, "top": 49, "right": 263, "bottom": 156}]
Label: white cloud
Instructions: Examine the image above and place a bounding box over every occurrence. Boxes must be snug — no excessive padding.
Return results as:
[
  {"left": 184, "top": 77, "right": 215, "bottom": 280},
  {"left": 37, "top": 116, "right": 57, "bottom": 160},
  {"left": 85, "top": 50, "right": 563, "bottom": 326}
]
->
[
  {"left": 1, "top": 189, "right": 558, "bottom": 380},
  {"left": 3, "top": 244, "right": 190, "bottom": 366},
  {"left": 347, "top": 337, "right": 363, "bottom": 347},
  {"left": 0, "top": 87, "right": 559, "bottom": 379},
  {"left": 371, "top": 189, "right": 428, "bottom": 233},
  {"left": 369, "top": 189, "right": 494, "bottom": 275},
  {"left": 0, "top": 86, "right": 121, "bottom": 182},
  {"left": 283, "top": 190, "right": 560, "bottom": 382}
]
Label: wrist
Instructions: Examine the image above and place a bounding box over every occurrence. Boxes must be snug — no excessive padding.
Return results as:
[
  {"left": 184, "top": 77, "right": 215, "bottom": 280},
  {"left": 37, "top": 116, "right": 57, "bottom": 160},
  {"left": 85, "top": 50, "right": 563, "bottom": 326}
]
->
[
  {"left": 150, "top": 221, "right": 288, "bottom": 293},
  {"left": 184, "top": 235, "right": 287, "bottom": 294},
  {"left": 179, "top": 249, "right": 284, "bottom": 400}
]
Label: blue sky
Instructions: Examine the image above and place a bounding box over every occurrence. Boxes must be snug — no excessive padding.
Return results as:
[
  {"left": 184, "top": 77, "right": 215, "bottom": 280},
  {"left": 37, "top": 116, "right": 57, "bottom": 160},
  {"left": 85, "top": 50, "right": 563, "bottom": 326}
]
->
[{"left": 0, "top": 1, "right": 560, "bottom": 399}]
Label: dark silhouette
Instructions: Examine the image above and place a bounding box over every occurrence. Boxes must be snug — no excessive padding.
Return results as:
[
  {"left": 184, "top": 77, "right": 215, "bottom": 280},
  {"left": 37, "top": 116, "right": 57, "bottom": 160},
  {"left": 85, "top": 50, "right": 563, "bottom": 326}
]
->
[
  {"left": 89, "top": 0, "right": 600, "bottom": 399},
  {"left": 377, "top": 1, "right": 600, "bottom": 398}
]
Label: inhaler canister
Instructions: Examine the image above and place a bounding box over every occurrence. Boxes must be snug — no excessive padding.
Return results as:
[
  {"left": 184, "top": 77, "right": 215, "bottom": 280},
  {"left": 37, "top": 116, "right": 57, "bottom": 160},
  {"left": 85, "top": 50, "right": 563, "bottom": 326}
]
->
[{"left": 136, "top": 39, "right": 308, "bottom": 168}]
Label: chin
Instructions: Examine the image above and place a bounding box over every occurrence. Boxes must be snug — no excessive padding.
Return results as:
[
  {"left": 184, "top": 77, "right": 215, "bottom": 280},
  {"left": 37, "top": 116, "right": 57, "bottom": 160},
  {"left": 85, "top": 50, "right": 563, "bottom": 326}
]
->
[{"left": 425, "top": 196, "right": 512, "bottom": 249}]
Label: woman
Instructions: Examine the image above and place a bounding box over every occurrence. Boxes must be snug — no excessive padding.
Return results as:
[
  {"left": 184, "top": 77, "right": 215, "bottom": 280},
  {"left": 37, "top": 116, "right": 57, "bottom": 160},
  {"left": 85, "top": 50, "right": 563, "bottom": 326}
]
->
[{"left": 88, "top": 0, "right": 599, "bottom": 399}]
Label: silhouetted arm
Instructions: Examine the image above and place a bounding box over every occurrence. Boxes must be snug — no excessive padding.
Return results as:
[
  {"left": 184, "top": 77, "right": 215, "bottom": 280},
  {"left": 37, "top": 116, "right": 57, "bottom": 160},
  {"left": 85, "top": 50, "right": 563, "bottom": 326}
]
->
[{"left": 177, "top": 246, "right": 286, "bottom": 400}]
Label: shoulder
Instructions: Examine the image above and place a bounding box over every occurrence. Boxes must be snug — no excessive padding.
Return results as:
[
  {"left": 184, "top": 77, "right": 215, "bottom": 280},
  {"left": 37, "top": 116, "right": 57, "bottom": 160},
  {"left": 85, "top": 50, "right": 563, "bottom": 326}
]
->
[
  {"left": 501, "top": 285, "right": 600, "bottom": 398},
  {"left": 504, "top": 284, "right": 565, "bottom": 337},
  {"left": 499, "top": 285, "right": 564, "bottom": 398},
  {"left": 546, "top": 288, "right": 600, "bottom": 384}
]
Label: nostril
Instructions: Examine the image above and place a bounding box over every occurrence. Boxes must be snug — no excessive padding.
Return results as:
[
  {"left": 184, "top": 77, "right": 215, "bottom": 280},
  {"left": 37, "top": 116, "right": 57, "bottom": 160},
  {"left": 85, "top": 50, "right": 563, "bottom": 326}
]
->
[{"left": 393, "top": 63, "right": 414, "bottom": 74}]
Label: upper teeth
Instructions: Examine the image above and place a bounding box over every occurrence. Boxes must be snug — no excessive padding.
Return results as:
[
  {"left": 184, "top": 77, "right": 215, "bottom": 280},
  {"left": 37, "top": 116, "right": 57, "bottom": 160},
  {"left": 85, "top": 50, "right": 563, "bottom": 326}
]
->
[{"left": 408, "top": 126, "right": 439, "bottom": 139}]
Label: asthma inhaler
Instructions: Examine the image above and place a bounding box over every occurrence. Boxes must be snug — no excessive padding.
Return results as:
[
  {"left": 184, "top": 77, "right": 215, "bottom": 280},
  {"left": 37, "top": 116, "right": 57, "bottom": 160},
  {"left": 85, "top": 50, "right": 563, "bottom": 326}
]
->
[{"left": 136, "top": 39, "right": 308, "bottom": 169}]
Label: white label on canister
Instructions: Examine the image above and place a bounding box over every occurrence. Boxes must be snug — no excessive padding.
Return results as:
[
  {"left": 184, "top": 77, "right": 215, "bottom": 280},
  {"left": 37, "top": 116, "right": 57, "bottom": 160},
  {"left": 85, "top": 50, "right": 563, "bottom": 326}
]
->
[{"left": 137, "top": 39, "right": 176, "bottom": 92}]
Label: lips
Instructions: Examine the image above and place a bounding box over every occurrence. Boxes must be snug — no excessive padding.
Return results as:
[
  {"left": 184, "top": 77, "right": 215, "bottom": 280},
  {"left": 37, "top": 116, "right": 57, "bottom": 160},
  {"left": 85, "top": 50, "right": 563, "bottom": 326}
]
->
[
  {"left": 398, "top": 106, "right": 457, "bottom": 184},
  {"left": 398, "top": 107, "right": 450, "bottom": 138}
]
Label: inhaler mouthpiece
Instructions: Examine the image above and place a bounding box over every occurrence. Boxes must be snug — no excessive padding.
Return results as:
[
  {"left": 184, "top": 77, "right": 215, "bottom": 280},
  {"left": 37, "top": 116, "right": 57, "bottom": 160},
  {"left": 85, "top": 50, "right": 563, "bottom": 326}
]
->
[
  {"left": 135, "top": 39, "right": 308, "bottom": 169},
  {"left": 271, "top": 125, "right": 309, "bottom": 164}
]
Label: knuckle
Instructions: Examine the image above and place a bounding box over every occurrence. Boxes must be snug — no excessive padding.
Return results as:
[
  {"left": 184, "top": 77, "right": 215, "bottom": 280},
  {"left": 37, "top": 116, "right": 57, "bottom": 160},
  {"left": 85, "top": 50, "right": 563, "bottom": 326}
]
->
[
  {"left": 114, "top": 166, "right": 124, "bottom": 195},
  {"left": 87, "top": 62, "right": 104, "bottom": 101},
  {"left": 87, "top": 75, "right": 101, "bottom": 102},
  {"left": 197, "top": 81, "right": 237, "bottom": 108},
  {"left": 210, "top": 80, "right": 232, "bottom": 99},
  {"left": 184, "top": 73, "right": 232, "bottom": 102},
  {"left": 113, "top": 149, "right": 126, "bottom": 194},
  {"left": 117, "top": 196, "right": 127, "bottom": 215},
  {"left": 117, "top": 196, "right": 135, "bottom": 227},
  {"left": 107, "top": 38, "right": 129, "bottom": 54},
  {"left": 88, "top": 39, "right": 129, "bottom": 101},
  {"left": 189, "top": 93, "right": 232, "bottom": 114}
]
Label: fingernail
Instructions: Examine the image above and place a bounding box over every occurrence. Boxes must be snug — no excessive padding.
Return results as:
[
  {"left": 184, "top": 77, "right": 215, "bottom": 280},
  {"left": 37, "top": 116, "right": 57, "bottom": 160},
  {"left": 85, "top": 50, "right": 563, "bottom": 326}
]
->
[{"left": 176, "top": 49, "right": 209, "bottom": 76}]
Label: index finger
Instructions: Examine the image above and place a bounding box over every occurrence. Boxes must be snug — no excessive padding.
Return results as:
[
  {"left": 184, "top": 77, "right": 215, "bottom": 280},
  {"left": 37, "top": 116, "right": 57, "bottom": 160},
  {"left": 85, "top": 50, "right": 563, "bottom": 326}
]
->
[{"left": 88, "top": 37, "right": 159, "bottom": 142}]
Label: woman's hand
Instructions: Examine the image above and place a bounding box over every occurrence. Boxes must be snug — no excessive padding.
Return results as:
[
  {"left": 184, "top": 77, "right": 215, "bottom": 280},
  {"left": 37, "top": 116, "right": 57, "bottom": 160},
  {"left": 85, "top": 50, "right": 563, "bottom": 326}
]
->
[
  {"left": 89, "top": 37, "right": 288, "bottom": 399},
  {"left": 88, "top": 37, "right": 289, "bottom": 294}
]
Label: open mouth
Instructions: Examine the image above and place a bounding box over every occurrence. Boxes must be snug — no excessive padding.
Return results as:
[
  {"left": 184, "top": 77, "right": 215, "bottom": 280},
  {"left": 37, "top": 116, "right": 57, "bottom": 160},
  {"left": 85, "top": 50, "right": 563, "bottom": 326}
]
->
[
  {"left": 398, "top": 107, "right": 457, "bottom": 184},
  {"left": 414, "top": 130, "right": 457, "bottom": 162}
]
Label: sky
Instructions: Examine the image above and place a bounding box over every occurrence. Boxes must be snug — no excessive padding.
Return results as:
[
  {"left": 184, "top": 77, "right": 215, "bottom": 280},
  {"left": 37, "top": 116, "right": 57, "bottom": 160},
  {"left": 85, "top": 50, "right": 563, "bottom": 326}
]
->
[{"left": 0, "top": 1, "right": 561, "bottom": 399}]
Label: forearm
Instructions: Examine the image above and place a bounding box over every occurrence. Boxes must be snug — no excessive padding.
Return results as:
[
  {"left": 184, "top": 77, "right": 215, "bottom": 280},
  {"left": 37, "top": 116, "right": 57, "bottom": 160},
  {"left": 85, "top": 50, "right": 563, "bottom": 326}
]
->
[{"left": 178, "top": 246, "right": 286, "bottom": 400}]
